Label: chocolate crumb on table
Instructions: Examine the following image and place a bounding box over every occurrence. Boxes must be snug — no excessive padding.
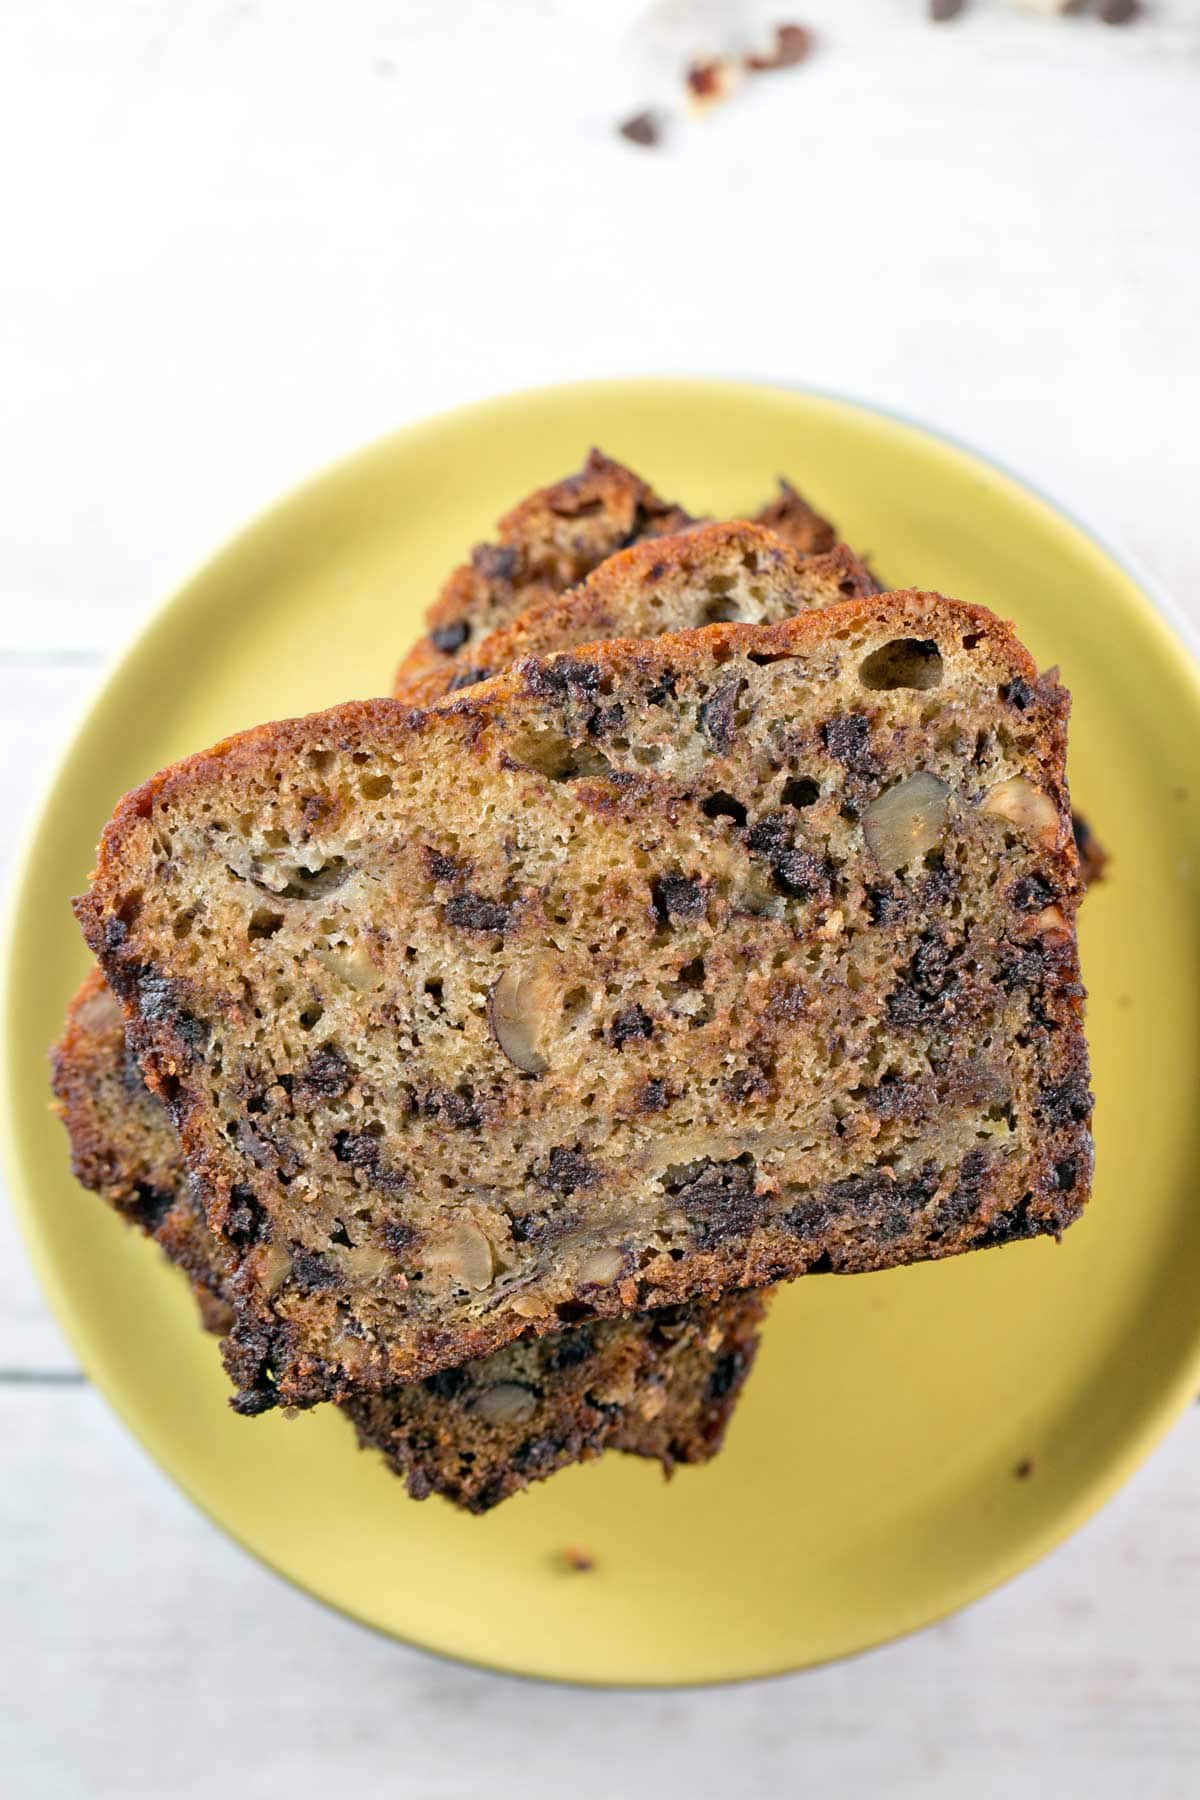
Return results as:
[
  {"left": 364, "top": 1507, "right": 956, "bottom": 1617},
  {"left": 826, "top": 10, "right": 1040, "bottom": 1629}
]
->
[
  {"left": 684, "top": 58, "right": 740, "bottom": 111},
  {"left": 1014, "top": 1456, "right": 1036, "bottom": 1479},
  {"left": 618, "top": 111, "right": 662, "bottom": 148},
  {"left": 745, "top": 24, "right": 815, "bottom": 72},
  {"left": 561, "top": 1546, "right": 596, "bottom": 1572}
]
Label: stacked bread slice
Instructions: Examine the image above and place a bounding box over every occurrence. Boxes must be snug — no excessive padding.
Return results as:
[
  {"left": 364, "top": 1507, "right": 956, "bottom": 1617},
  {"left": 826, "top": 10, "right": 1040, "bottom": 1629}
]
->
[{"left": 53, "top": 452, "right": 1095, "bottom": 1511}]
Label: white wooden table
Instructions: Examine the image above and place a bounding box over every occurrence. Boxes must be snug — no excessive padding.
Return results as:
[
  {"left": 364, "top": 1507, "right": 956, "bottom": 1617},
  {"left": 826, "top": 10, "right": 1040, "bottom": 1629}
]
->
[{"left": 3, "top": 4, "right": 1199, "bottom": 1793}]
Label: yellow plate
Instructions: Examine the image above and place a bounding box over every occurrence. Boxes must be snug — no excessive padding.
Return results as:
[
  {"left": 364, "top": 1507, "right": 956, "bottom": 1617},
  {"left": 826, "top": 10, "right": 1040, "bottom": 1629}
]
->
[{"left": 5, "top": 379, "right": 1200, "bottom": 1686}]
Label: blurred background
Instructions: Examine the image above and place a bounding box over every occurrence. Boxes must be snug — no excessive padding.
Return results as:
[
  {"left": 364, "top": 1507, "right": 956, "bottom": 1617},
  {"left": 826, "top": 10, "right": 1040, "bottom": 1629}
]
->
[{"left": 2, "top": 3, "right": 1198, "bottom": 1795}]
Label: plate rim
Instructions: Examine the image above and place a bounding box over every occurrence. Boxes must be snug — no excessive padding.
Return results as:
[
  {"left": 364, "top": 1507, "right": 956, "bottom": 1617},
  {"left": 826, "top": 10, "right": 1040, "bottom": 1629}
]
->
[{"left": 4, "top": 373, "right": 1200, "bottom": 1688}]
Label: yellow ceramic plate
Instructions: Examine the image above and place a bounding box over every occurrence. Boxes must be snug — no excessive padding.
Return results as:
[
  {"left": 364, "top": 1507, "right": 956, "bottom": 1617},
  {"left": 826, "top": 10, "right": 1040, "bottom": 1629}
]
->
[{"left": 5, "top": 379, "right": 1200, "bottom": 1686}]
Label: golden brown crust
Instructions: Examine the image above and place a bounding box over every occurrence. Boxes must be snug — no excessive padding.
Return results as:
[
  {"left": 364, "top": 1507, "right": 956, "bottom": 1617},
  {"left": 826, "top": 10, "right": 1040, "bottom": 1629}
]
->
[
  {"left": 395, "top": 450, "right": 693, "bottom": 692},
  {"left": 76, "top": 583, "right": 1091, "bottom": 1411},
  {"left": 392, "top": 455, "right": 845, "bottom": 697},
  {"left": 398, "top": 524, "right": 879, "bottom": 708}
]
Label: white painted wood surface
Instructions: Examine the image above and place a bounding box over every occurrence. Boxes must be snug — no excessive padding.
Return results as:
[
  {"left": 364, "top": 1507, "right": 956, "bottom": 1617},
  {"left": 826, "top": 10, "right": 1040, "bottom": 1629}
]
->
[{"left": 2, "top": 2, "right": 1198, "bottom": 1792}]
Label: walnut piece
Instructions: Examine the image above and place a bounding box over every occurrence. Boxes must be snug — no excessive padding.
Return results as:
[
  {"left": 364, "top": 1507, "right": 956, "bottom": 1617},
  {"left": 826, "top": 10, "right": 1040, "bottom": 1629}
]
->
[
  {"left": 426, "top": 1220, "right": 495, "bottom": 1291},
  {"left": 981, "top": 776, "right": 1060, "bottom": 848},
  {"left": 471, "top": 1383, "right": 537, "bottom": 1426},
  {"left": 863, "top": 773, "right": 950, "bottom": 872},
  {"left": 488, "top": 956, "right": 560, "bottom": 1075}
]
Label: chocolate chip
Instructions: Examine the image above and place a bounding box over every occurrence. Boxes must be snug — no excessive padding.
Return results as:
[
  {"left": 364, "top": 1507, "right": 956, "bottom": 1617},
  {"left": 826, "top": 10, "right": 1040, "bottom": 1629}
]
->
[
  {"left": 697, "top": 677, "right": 742, "bottom": 753},
  {"left": 539, "top": 1148, "right": 599, "bottom": 1196},
  {"left": 864, "top": 1077, "right": 928, "bottom": 1122},
  {"left": 797, "top": 1165, "right": 939, "bottom": 1243},
  {"left": 419, "top": 1085, "right": 482, "bottom": 1130},
  {"left": 135, "top": 967, "right": 208, "bottom": 1053},
  {"left": 1009, "top": 873, "right": 1057, "bottom": 914},
  {"left": 747, "top": 812, "right": 830, "bottom": 899},
  {"left": 1097, "top": 0, "right": 1138, "bottom": 21},
  {"left": 471, "top": 543, "right": 519, "bottom": 581},
  {"left": 665, "top": 1155, "right": 763, "bottom": 1251},
  {"left": 746, "top": 22, "right": 814, "bottom": 69},
  {"left": 332, "top": 1131, "right": 408, "bottom": 1198},
  {"left": 865, "top": 885, "right": 904, "bottom": 925},
  {"left": 928, "top": 0, "right": 965, "bottom": 18},
  {"left": 524, "top": 657, "right": 602, "bottom": 703},
  {"left": 914, "top": 931, "right": 953, "bottom": 995},
  {"left": 1039, "top": 1078, "right": 1092, "bottom": 1129},
  {"left": 588, "top": 702, "right": 626, "bottom": 738},
  {"left": 430, "top": 621, "right": 470, "bottom": 654},
  {"left": 290, "top": 1249, "right": 340, "bottom": 1293},
  {"left": 822, "top": 714, "right": 874, "bottom": 771},
  {"left": 293, "top": 1045, "right": 355, "bottom": 1108},
  {"left": 934, "top": 1148, "right": 990, "bottom": 1235},
  {"left": 379, "top": 1216, "right": 419, "bottom": 1255},
  {"left": 444, "top": 892, "right": 513, "bottom": 933},
  {"left": 609, "top": 1004, "right": 653, "bottom": 1048},
  {"left": 424, "top": 847, "right": 466, "bottom": 885},
  {"left": 1001, "top": 677, "right": 1035, "bottom": 711},
  {"left": 724, "top": 1066, "right": 770, "bottom": 1104},
  {"left": 225, "top": 1184, "right": 269, "bottom": 1248},
  {"left": 635, "top": 1079, "right": 670, "bottom": 1113},
  {"left": 651, "top": 874, "right": 705, "bottom": 923},
  {"left": 975, "top": 1194, "right": 1037, "bottom": 1248},
  {"left": 618, "top": 111, "right": 662, "bottom": 148}
]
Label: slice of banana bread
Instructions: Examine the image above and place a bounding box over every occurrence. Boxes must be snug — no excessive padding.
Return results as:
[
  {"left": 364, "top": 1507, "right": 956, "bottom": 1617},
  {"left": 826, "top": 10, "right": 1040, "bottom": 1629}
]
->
[
  {"left": 78, "top": 585, "right": 1091, "bottom": 1410},
  {"left": 393, "top": 450, "right": 842, "bottom": 695},
  {"left": 399, "top": 523, "right": 878, "bottom": 707},
  {"left": 396, "top": 450, "right": 693, "bottom": 693},
  {"left": 397, "top": 516, "right": 1104, "bottom": 885},
  {"left": 51, "top": 969, "right": 765, "bottom": 1508}
]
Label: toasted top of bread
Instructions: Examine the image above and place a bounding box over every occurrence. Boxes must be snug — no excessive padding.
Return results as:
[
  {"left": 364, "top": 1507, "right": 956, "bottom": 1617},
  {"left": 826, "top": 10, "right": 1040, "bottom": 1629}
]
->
[
  {"left": 394, "top": 451, "right": 843, "bottom": 694},
  {"left": 399, "top": 522, "right": 878, "bottom": 707}
]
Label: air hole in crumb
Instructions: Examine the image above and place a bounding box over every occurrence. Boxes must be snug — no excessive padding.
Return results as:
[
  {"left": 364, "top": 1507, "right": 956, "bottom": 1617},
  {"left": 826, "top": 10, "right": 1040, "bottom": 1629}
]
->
[
  {"left": 557, "top": 1301, "right": 594, "bottom": 1325},
  {"left": 298, "top": 1004, "right": 324, "bottom": 1030},
  {"left": 561, "top": 985, "right": 590, "bottom": 1023},
  {"left": 360, "top": 773, "right": 393, "bottom": 799},
  {"left": 859, "top": 639, "right": 944, "bottom": 691},
  {"left": 701, "top": 791, "right": 748, "bottom": 826},
  {"left": 782, "top": 777, "right": 820, "bottom": 810},
  {"left": 248, "top": 909, "right": 284, "bottom": 940}
]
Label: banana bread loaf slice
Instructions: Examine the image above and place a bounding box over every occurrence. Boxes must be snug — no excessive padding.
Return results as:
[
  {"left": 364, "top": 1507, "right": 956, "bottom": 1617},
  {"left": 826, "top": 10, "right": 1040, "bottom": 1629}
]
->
[
  {"left": 398, "top": 517, "right": 1104, "bottom": 885},
  {"left": 394, "top": 450, "right": 841, "bottom": 695},
  {"left": 399, "top": 523, "right": 877, "bottom": 707},
  {"left": 51, "top": 969, "right": 765, "bottom": 1508},
  {"left": 77, "top": 586, "right": 1091, "bottom": 1410}
]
